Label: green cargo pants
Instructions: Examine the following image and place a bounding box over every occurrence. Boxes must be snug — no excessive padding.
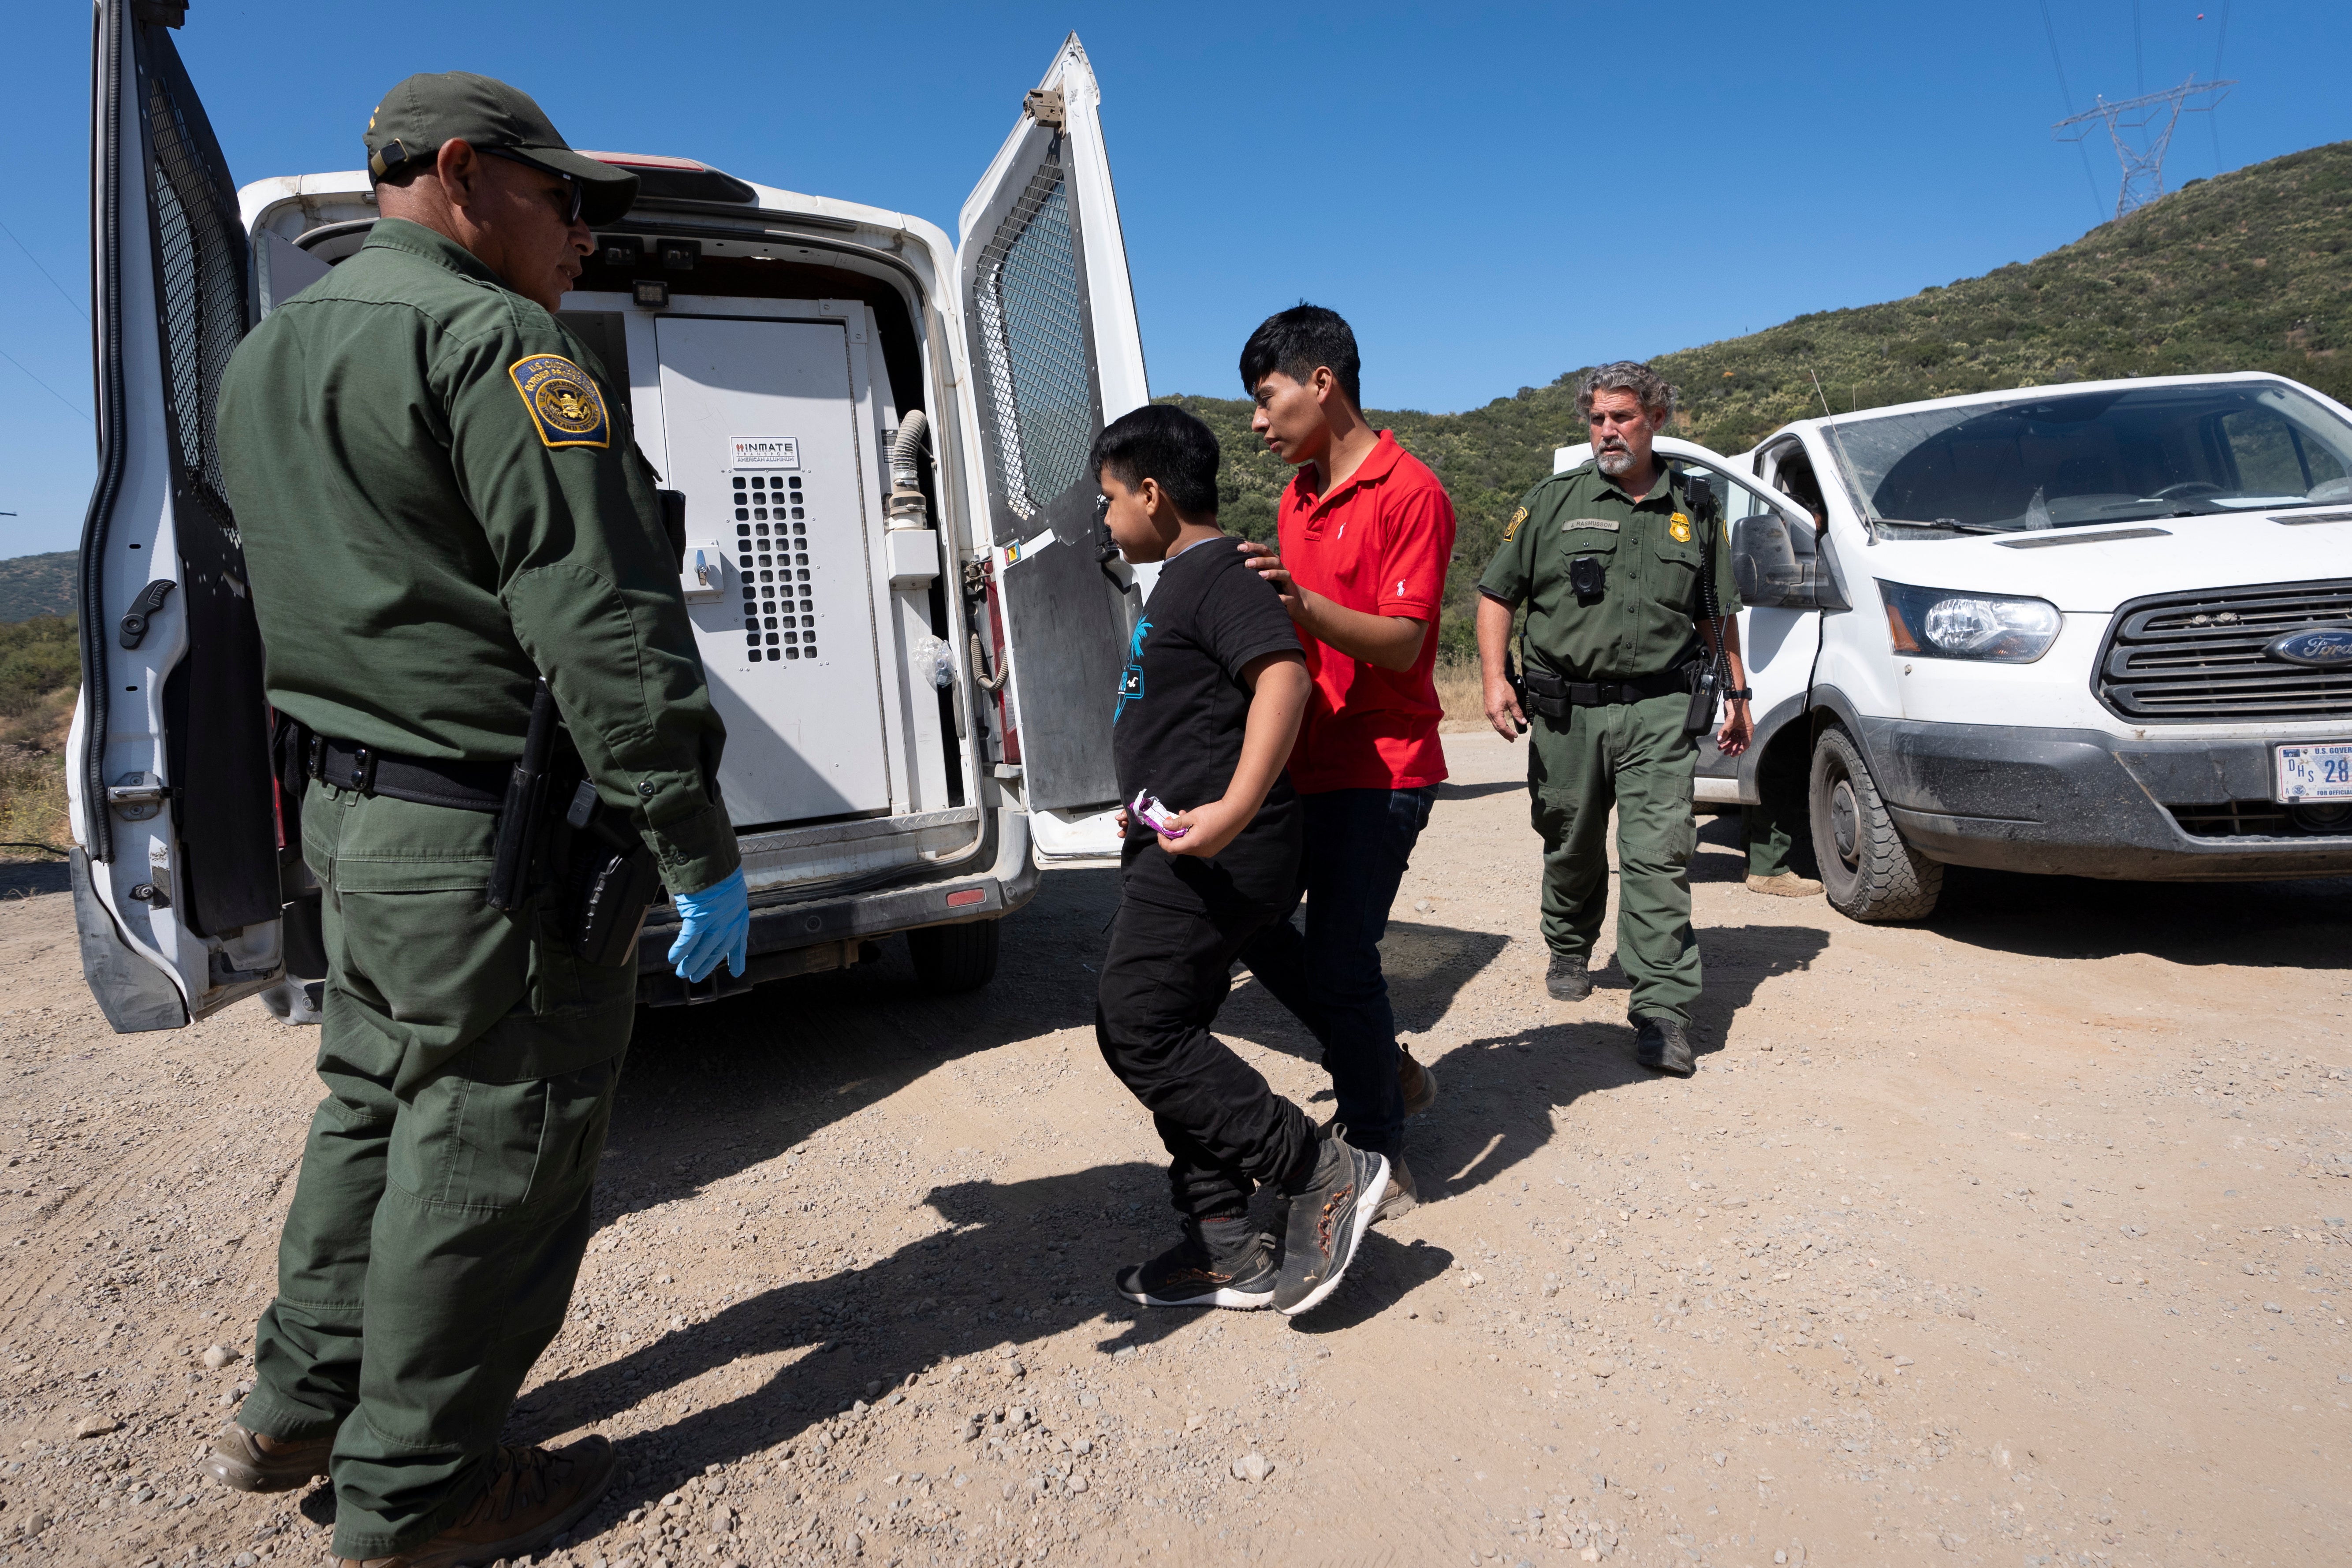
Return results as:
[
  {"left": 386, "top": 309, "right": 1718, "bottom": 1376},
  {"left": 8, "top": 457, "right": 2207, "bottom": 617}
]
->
[
  {"left": 238, "top": 782, "right": 635, "bottom": 1559},
  {"left": 1528, "top": 692, "right": 1703, "bottom": 1026},
  {"left": 1741, "top": 729, "right": 1811, "bottom": 877}
]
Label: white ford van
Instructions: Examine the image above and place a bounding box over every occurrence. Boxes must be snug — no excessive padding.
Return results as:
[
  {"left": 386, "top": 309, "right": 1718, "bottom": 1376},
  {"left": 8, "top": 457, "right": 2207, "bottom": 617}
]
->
[
  {"left": 67, "top": 0, "right": 1147, "bottom": 1031},
  {"left": 1557, "top": 371, "right": 2352, "bottom": 921}
]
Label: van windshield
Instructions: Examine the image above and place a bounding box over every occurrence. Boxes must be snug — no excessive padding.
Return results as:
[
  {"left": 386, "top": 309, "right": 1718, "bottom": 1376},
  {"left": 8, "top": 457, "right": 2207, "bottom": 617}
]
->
[{"left": 1827, "top": 380, "right": 2352, "bottom": 532}]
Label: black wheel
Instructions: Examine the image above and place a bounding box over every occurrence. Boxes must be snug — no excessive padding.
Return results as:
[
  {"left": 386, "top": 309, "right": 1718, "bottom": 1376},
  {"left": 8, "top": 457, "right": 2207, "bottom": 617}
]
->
[
  {"left": 907, "top": 918, "right": 1001, "bottom": 992},
  {"left": 1808, "top": 725, "right": 1942, "bottom": 922}
]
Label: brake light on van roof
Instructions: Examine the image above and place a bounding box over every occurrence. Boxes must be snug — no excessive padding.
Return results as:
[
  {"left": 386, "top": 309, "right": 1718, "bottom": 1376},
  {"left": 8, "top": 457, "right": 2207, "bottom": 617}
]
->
[{"left": 576, "top": 151, "right": 757, "bottom": 206}]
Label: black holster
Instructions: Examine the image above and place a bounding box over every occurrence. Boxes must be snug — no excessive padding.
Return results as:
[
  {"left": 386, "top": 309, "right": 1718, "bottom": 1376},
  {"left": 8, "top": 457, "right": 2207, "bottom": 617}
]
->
[{"left": 558, "top": 779, "right": 662, "bottom": 969}]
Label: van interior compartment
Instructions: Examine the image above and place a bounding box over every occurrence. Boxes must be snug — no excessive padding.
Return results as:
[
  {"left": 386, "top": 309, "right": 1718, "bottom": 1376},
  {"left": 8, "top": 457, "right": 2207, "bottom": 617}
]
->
[
  {"left": 564, "top": 287, "right": 962, "bottom": 863},
  {"left": 658, "top": 310, "right": 893, "bottom": 821}
]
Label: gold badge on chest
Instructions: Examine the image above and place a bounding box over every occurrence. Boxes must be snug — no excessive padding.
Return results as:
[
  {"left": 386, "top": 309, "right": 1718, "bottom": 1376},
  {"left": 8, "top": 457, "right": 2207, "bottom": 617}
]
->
[{"left": 1669, "top": 512, "right": 1693, "bottom": 543}]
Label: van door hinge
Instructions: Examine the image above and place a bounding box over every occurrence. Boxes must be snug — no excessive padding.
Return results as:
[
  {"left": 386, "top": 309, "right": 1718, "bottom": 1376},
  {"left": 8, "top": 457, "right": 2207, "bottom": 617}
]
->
[{"left": 1024, "top": 88, "right": 1066, "bottom": 130}]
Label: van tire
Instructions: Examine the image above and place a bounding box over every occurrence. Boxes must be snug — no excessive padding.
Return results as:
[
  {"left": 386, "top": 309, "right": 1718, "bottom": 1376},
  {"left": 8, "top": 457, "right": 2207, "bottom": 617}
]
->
[
  {"left": 908, "top": 918, "right": 1001, "bottom": 992},
  {"left": 1809, "top": 725, "right": 1942, "bottom": 922}
]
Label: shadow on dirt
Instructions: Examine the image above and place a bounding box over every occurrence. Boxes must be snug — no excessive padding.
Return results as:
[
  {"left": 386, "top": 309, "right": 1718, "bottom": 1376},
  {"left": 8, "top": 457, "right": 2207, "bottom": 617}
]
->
[
  {"left": 1925, "top": 866, "right": 2352, "bottom": 969},
  {"left": 474, "top": 1157, "right": 1458, "bottom": 1510}
]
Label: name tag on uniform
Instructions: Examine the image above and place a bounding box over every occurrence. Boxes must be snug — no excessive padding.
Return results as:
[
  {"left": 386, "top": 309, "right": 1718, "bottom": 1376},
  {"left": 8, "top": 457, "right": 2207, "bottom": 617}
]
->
[
  {"left": 508, "top": 354, "right": 611, "bottom": 450},
  {"left": 1562, "top": 517, "right": 1620, "bottom": 532}
]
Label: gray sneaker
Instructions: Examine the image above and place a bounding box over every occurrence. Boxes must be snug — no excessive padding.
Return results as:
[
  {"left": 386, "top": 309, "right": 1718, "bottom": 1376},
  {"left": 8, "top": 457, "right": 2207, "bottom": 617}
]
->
[
  {"left": 1116, "top": 1217, "right": 1278, "bottom": 1310},
  {"left": 1546, "top": 951, "right": 1592, "bottom": 1001},
  {"left": 1273, "top": 1129, "right": 1389, "bottom": 1318}
]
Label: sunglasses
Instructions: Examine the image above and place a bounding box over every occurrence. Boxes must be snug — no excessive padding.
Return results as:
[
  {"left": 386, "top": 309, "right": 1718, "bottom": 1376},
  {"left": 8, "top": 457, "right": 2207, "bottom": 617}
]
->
[{"left": 483, "top": 147, "right": 583, "bottom": 225}]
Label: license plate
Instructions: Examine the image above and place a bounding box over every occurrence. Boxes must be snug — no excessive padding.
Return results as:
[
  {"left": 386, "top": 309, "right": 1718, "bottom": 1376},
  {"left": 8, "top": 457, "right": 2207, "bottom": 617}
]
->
[{"left": 2275, "top": 741, "right": 2352, "bottom": 802}]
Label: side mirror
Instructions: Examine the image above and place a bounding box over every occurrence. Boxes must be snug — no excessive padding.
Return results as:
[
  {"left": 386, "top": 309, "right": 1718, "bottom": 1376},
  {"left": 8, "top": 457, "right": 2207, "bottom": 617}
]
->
[{"left": 1733, "top": 511, "right": 1849, "bottom": 611}]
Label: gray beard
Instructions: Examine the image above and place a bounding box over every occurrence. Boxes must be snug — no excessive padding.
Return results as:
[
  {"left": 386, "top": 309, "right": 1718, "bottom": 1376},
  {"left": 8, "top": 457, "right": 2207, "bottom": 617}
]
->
[{"left": 1596, "top": 444, "right": 1634, "bottom": 476}]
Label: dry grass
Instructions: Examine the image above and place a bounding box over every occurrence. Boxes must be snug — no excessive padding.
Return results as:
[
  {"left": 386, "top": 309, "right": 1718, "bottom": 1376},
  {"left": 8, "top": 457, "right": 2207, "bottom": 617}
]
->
[
  {"left": 1432, "top": 654, "right": 1490, "bottom": 732},
  {"left": 0, "top": 688, "right": 75, "bottom": 859}
]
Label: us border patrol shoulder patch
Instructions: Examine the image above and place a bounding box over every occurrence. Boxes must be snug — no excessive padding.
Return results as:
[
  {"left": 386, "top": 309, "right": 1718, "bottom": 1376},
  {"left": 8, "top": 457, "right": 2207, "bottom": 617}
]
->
[
  {"left": 508, "top": 354, "right": 609, "bottom": 449},
  {"left": 1503, "top": 505, "right": 1530, "bottom": 542}
]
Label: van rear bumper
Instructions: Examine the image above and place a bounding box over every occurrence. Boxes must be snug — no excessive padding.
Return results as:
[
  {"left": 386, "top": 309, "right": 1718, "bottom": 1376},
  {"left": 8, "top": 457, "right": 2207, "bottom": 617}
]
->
[
  {"left": 634, "top": 807, "right": 1040, "bottom": 1005},
  {"left": 1861, "top": 718, "right": 2352, "bottom": 881}
]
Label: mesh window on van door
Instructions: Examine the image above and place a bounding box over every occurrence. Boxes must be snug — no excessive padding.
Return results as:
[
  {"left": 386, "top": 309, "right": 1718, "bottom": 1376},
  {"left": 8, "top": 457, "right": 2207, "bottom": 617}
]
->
[{"left": 973, "top": 163, "right": 1092, "bottom": 521}]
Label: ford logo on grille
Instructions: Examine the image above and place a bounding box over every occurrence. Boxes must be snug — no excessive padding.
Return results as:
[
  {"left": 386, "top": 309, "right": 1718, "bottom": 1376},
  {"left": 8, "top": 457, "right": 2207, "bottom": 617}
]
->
[{"left": 2265, "top": 626, "right": 2352, "bottom": 669}]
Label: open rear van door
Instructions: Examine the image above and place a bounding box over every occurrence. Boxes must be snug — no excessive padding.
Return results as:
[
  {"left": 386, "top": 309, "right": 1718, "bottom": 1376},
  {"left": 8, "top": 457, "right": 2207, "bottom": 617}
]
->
[
  {"left": 956, "top": 34, "right": 1148, "bottom": 863},
  {"left": 68, "top": 0, "right": 290, "bottom": 1031}
]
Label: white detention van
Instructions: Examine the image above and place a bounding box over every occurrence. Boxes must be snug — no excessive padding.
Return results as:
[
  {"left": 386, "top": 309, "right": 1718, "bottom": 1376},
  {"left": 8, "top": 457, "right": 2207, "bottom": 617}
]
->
[
  {"left": 1559, "top": 372, "right": 2352, "bottom": 923},
  {"left": 67, "top": 0, "right": 1146, "bottom": 1031}
]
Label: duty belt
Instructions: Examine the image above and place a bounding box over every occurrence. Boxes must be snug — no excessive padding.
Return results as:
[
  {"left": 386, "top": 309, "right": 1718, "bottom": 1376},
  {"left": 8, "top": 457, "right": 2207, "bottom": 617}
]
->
[
  {"left": 297, "top": 730, "right": 510, "bottom": 812},
  {"left": 1521, "top": 659, "right": 1696, "bottom": 719}
]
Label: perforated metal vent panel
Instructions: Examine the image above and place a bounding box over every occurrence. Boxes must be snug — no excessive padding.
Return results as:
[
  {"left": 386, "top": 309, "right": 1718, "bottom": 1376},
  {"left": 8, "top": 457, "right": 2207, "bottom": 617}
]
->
[
  {"left": 144, "top": 65, "right": 245, "bottom": 530},
  {"left": 971, "top": 165, "right": 1092, "bottom": 521},
  {"left": 731, "top": 471, "right": 822, "bottom": 664}
]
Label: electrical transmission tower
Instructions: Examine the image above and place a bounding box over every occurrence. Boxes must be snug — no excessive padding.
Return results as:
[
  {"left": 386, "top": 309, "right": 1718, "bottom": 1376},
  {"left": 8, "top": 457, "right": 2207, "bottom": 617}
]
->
[{"left": 2053, "top": 75, "right": 2235, "bottom": 219}]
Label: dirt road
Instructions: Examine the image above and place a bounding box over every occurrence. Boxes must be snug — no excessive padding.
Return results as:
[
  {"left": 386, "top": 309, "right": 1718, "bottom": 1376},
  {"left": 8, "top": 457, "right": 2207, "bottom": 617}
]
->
[{"left": 0, "top": 730, "right": 2347, "bottom": 1568}]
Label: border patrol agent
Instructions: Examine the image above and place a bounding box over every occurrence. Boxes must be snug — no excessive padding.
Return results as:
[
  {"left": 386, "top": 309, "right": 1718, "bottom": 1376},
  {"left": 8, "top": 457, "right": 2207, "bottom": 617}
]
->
[
  {"left": 205, "top": 74, "right": 751, "bottom": 1564},
  {"left": 1475, "top": 361, "right": 1751, "bottom": 1077}
]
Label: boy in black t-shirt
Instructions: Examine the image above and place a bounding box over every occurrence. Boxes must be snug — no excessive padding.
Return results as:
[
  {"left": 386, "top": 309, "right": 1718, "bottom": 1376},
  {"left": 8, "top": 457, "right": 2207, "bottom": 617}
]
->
[{"left": 1092, "top": 404, "right": 1389, "bottom": 1318}]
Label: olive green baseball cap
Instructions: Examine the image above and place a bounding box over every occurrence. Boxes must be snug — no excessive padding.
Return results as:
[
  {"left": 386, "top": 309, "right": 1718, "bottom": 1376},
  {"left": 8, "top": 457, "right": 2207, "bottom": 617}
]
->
[{"left": 364, "top": 71, "right": 637, "bottom": 225}]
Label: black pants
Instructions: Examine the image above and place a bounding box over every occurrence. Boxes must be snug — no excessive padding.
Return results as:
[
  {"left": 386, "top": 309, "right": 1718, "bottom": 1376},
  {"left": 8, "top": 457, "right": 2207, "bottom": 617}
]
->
[{"left": 1096, "top": 890, "right": 1318, "bottom": 1222}]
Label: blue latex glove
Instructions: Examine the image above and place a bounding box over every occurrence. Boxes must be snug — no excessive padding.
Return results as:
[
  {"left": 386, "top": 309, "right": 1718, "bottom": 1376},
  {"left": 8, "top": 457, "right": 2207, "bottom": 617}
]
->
[{"left": 667, "top": 868, "right": 749, "bottom": 983}]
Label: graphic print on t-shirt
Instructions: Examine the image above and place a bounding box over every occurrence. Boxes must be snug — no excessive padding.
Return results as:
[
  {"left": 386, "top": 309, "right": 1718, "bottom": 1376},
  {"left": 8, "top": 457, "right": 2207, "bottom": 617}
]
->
[{"left": 1114, "top": 615, "right": 1152, "bottom": 724}]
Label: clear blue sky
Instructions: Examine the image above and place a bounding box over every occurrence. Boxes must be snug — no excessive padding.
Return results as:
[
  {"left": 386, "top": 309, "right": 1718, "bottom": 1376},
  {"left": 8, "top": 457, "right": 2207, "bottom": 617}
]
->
[{"left": 3, "top": 1, "right": 2345, "bottom": 557}]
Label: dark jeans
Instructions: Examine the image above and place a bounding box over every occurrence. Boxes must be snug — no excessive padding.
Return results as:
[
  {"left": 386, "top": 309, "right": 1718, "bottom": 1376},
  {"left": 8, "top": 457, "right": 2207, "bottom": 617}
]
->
[
  {"left": 1239, "top": 786, "right": 1437, "bottom": 1161},
  {"left": 1096, "top": 890, "right": 1319, "bottom": 1222}
]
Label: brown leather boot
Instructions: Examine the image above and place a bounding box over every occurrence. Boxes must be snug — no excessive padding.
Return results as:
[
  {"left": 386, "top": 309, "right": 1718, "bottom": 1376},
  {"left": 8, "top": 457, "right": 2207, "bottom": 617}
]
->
[
  {"left": 327, "top": 1436, "right": 614, "bottom": 1568},
  {"left": 1398, "top": 1045, "right": 1439, "bottom": 1118},
  {"left": 1746, "top": 871, "right": 1823, "bottom": 897},
  {"left": 201, "top": 1423, "right": 332, "bottom": 1494}
]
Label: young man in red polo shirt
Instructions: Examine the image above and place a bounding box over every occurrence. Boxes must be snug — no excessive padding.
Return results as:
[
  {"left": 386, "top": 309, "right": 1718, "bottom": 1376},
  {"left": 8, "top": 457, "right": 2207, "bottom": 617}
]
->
[{"left": 1234, "top": 304, "right": 1455, "bottom": 1217}]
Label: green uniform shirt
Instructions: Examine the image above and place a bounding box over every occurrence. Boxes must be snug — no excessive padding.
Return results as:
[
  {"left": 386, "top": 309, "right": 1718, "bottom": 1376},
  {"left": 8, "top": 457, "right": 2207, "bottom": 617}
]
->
[
  {"left": 216, "top": 218, "right": 738, "bottom": 894},
  {"left": 1477, "top": 459, "right": 1742, "bottom": 680}
]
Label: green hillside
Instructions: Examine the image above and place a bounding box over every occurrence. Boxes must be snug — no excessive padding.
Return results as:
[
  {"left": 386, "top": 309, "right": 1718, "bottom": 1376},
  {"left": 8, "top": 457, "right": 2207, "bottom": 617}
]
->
[
  {"left": 1170, "top": 139, "right": 2352, "bottom": 655},
  {"left": 0, "top": 551, "right": 75, "bottom": 624}
]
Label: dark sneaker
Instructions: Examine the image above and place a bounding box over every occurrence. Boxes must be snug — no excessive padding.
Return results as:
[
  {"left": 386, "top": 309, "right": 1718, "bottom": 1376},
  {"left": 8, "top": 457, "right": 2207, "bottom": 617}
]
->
[
  {"left": 1374, "top": 1156, "right": 1419, "bottom": 1224},
  {"left": 1115, "top": 1218, "right": 1277, "bottom": 1310},
  {"left": 1635, "top": 1016, "right": 1695, "bottom": 1077},
  {"left": 1546, "top": 951, "right": 1592, "bottom": 1002},
  {"left": 1399, "top": 1046, "right": 1438, "bottom": 1117},
  {"left": 201, "top": 1422, "right": 331, "bottom": 1494},
  {"left": 1273, "top": 1129, "right": 1389, "bottom": 1318},
  {"left": 331, "top": 1437, "right": 615, "bottom": 1568}
]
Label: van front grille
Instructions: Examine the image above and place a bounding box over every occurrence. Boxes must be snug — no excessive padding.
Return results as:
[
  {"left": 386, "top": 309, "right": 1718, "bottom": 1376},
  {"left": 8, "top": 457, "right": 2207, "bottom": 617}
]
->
[{"left": 2097, "top": 578, "right": 2352, "bottom": 722}]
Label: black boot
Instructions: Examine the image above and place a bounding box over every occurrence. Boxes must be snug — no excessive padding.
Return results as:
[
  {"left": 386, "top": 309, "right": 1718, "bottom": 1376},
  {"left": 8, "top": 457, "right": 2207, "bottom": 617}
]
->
[
  {"left": 1546, "top": 950, "right": 1592, "bottom": 1001},
  {"left": 1634, "top": 1016, "right": 1694, "bottom": 1076}
]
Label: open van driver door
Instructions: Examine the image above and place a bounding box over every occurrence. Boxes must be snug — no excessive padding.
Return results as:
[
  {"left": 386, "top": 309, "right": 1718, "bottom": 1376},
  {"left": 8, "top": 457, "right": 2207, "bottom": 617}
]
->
[
  {"left": 69, "top": 0, "right": 306, "bottom": 1032},
  {"left": 955, "top": 35, "right": 1150, "bottom": 866}
]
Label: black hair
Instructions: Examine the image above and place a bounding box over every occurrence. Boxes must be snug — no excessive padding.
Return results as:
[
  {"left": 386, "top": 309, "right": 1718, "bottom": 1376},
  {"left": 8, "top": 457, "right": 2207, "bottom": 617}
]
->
[
  {"left": 1238, "top": 303, "right": 1361, "bottom": 410},
  {"left": 1090, "top": 404, "right": 1221, "bottom": 521}
]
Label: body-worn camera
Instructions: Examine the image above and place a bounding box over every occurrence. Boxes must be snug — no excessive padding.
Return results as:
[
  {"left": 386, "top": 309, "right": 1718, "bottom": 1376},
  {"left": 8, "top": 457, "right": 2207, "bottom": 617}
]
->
[{"left": 1569, "top": 554, "right": 1607, "bottom": 602}]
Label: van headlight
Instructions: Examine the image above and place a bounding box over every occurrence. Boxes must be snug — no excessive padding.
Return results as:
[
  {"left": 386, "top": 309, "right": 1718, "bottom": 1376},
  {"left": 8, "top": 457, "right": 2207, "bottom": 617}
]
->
[{"left": 1879, "top": 581, "right": 2062, "bottom": 663}]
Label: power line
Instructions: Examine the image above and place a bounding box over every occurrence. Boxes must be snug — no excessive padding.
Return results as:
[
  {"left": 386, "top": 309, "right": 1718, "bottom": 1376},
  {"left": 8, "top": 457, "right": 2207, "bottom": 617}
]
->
[
  {"left": 0, "top": 217, "right": 89, "bottom": 324},
  {"left": 2038, "top": 0, "right": 2111, "bottom": 224},
  {"left": 0, "top": 344, "right": 93, "bottom": 423},
  {"left": 2207, "top": 0, "right": 2233, "bottom": 174}
]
